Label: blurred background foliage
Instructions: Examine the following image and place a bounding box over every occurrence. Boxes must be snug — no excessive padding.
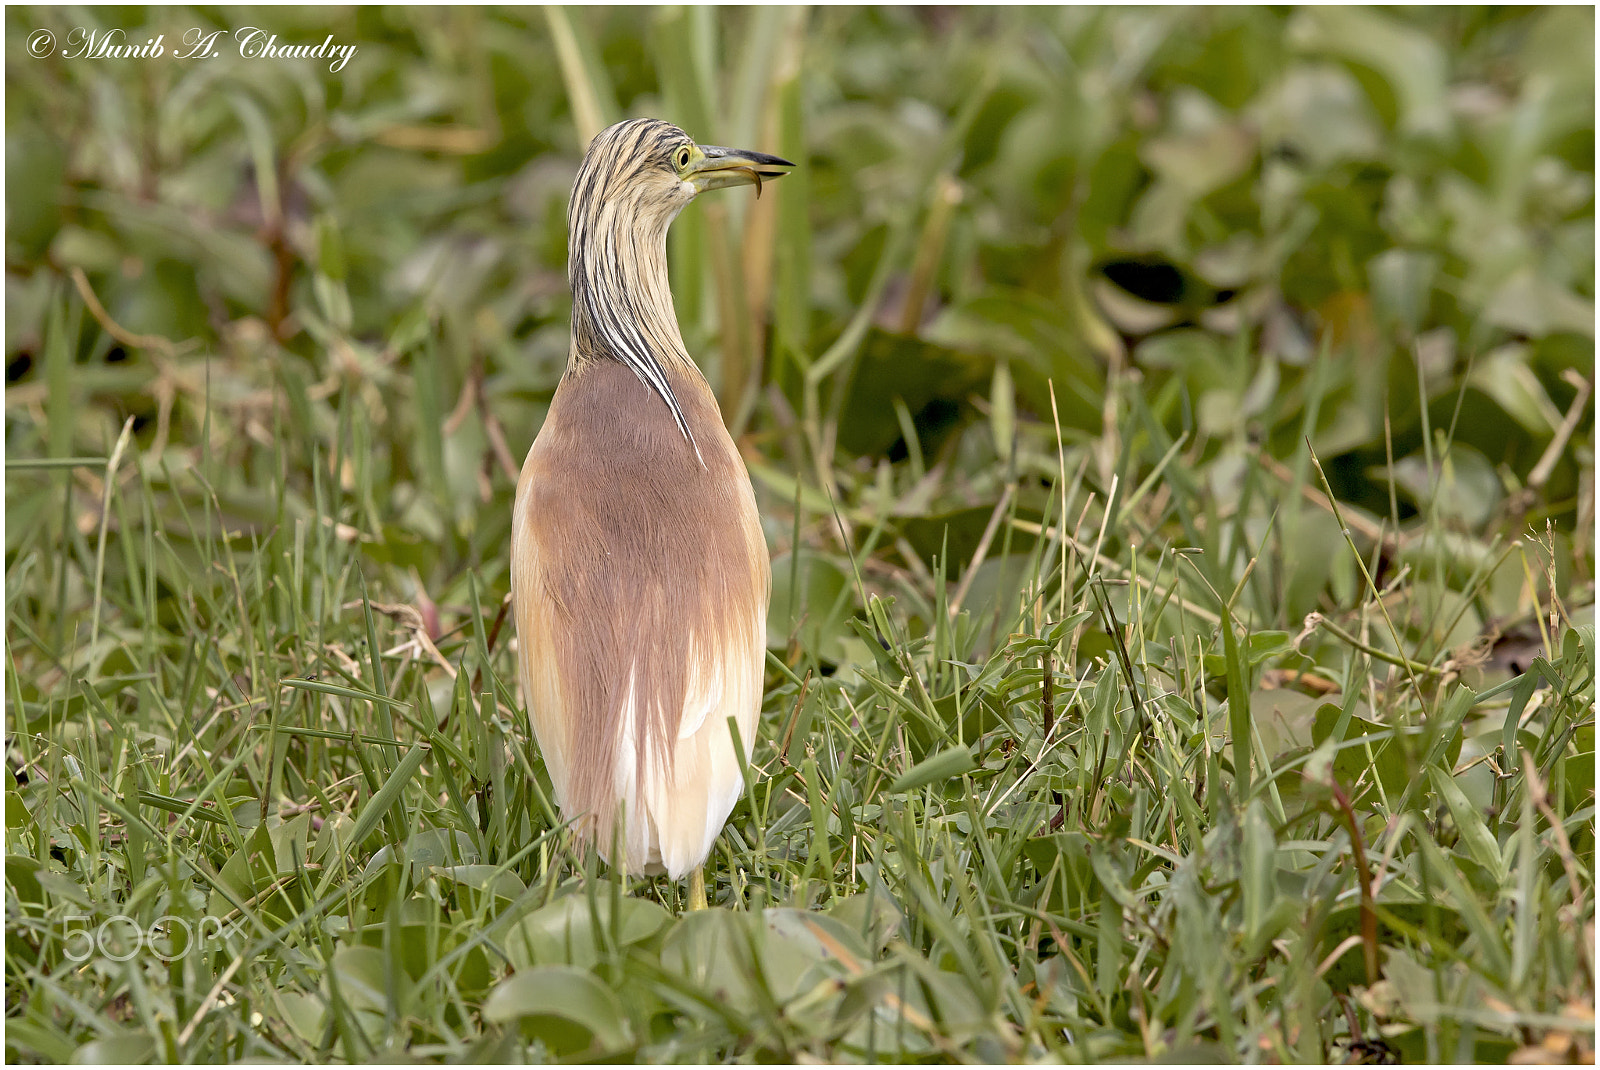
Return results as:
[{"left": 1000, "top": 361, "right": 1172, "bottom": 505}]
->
[{"left": 5, "top": 5, "right": 1595, "bottom": 1063}]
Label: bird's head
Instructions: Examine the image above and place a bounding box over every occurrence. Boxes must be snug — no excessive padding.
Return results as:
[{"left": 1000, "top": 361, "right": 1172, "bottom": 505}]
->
[
  {"left": 564, "top": 118, "right": 794, "bottom": 448},
  {"left": 569, "top": 118, "right": 794, "bottom": 239}
]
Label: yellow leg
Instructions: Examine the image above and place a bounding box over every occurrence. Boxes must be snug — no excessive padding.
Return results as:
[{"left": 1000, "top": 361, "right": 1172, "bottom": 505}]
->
[{"left": 688, "top": 866, "right": 708, "bottom": 911}]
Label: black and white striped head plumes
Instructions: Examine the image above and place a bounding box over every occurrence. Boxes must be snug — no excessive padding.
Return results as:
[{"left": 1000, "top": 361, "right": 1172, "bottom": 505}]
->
[
  {"left": 564, "top": 118, "right": 793, "bottom": 456},
  {"left": 567, "top": 119, "right": 704, "bottom": 451}
]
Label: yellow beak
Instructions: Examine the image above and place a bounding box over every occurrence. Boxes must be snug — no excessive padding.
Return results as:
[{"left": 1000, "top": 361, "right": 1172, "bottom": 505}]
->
[{"left": 688, "top": 145, "right": 795, "bottom": 197}]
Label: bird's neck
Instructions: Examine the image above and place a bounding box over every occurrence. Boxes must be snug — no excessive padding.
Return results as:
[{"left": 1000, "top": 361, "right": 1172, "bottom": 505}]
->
[
  {"left": 567, "top": 203, "right": 705, "bottom": 449},
  {"left": 569, "top": 206, "right": 696, "bottom": 375}
]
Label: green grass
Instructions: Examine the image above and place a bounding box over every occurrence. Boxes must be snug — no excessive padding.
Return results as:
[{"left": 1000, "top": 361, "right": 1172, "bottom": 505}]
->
[{"left": 6, "top": 5, "right": 1595, "bottom": 1063}]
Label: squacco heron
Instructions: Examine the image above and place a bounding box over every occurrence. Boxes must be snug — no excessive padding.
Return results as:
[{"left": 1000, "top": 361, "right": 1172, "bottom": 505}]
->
[{"left": 511, "top": 118, "right": 792, "bottom": 909}]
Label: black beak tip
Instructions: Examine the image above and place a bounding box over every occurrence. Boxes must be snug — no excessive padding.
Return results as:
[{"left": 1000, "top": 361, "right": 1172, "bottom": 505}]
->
[{"left": 702, "top": 145, "right": 796, "bottom": 172}]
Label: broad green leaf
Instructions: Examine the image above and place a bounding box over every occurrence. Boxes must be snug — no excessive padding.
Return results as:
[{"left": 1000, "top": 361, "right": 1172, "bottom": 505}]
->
[
  {"left": 70, "top": 1033, "right": 155, "bottom": 1065},
  {"left": 503, "top": 894, "right": 671, "bottom": 971},
  {"left": 482, "top": 965, "right": 631, "bottom": 1053}
]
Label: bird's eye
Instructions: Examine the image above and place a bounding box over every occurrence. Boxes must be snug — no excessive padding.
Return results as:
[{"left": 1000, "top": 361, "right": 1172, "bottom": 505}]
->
[{"left": 675, "top": 145, "right": 692, "bottom": 170}]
